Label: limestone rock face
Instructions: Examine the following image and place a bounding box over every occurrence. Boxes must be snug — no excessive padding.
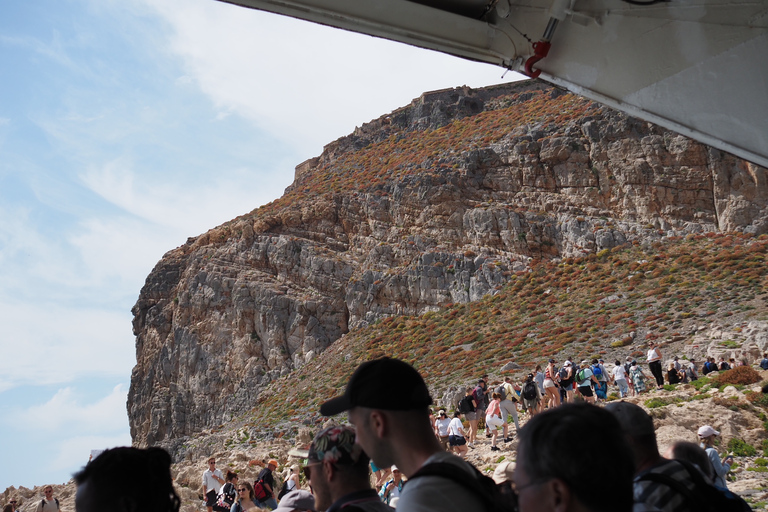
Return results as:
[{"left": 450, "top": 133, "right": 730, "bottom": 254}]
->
[{"left": 129, "top": 80, "right": 768, "bottom": 450}]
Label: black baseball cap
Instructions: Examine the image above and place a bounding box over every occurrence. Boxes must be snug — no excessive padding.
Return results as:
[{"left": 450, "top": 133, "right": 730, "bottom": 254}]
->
[{"left": 320, "top": 358, "right": 432, "bottom": 416}]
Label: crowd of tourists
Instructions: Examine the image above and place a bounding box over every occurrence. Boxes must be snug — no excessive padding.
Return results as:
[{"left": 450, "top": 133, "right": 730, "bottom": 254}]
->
[{"left": 9, "top": 351, "right": 757, "bottom": 512}]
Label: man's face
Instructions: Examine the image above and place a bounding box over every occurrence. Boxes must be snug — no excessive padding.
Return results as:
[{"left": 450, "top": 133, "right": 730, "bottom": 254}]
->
[
  {"left": 348, "top": 408, "right": 392, "bottom": 469},
  {"left": 511, "top": 447, "right": 552, "bottom": 512},
  {"left": 307, "top": 463, "right": 331, "bottom": 512},
  {"left": 208, "top": 460, "right": 216, "bottom": 470},
  {"left": 44, "top": 488, "right": 53, "bottom": 499}
]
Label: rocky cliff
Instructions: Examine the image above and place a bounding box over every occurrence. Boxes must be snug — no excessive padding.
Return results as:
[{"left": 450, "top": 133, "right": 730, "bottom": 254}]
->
[{"left": 128, "top": 79, "right": 768, "bottom": 451}]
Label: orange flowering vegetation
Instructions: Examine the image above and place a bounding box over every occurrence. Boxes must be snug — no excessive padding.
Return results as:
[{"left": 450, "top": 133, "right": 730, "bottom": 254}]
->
[
  {"left": 228, "top": 90, "right": 598, "bottom": 227},
  {"left": 238, "top": 234, "right": 767, "bottom": 432}
]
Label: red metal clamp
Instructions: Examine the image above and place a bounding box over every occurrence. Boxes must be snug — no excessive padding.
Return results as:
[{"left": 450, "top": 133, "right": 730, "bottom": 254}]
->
[{"left": 524, "top": 41, "right": 552, "bottom": 78}]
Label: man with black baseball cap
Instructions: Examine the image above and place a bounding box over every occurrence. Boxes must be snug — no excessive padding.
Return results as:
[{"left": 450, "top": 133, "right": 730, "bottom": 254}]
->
[{"left": 320, "top": 357, "right": 487, "bottom": 512}]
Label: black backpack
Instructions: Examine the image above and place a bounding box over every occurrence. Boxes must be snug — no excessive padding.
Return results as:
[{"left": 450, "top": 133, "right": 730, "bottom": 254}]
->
[
  {"left": 637, "top": 459, "right": 750, "bottom": 512},
  {"left": 406, "top": 461, "right": 516, "bottom": 512},
  {"left": 458, "top": 395, "right": 476, "bottom": 413},
  {"left": 558, "top": 366, "right": 571, "bottom": 382},
  {"left": 522, "top": 381, "right": 537, "bottom": 400}
]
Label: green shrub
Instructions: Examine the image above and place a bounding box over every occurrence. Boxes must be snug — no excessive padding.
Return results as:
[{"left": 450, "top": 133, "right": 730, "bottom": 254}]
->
[
  {"left": 727, "top": 438, "right": 757, "bottom": 457},
  {"left": 762, "top": 439, "right": 768, "bottom": 456},
  {"left": 645, "top": 397, "right": 683, "bottom": 408},
  {"left": 662, "top": 384, "right": 676, "bottom": 391},
  {"left": 754, "top": 457, "right": 768, "bottom": 467}
]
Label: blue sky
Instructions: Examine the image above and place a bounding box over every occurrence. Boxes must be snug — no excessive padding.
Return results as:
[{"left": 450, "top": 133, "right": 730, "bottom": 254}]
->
[{"left": 0, "top": 0, "right": 519, "bottom": 490}]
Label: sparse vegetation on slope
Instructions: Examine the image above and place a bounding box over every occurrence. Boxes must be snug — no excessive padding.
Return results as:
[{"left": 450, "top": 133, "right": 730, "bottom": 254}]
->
[{"left": 232, "top": 232, "right": 768, "bottom": 432}]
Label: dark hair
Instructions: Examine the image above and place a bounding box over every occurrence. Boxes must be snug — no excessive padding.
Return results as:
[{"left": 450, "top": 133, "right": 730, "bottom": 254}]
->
[
  {"left": 4, "top": 505, "right": 13, "bottom": 512},
  {"left": 517, "top": 403, "right": 633, "bottom": 512},
  {"left": 74, "top": 447, "right": 180, "bottom": 512},
  {"left": 615, "top": 360, "right": 621, "bottom": 366},
  {"left": 454, "top": 411, "right": 462, "bottom": 418},
  {"left": 226, "top": 471, "right": 238, "bottom": 482},
  {"left": 239, "top": 482, "right": 255, "bottom": 502},
  {"left": 668, "top": 441, "right": 715, "bottom": 482}
]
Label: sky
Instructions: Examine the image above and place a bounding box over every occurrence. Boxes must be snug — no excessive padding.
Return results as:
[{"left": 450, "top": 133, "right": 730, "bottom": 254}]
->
[{"left": 0, "top": 0, "right": 521, "bottom": 491}]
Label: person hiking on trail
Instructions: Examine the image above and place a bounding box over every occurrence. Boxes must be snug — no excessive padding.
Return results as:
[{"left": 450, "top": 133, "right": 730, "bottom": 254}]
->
[
  {"left": 629, "top": 361, "right": 648, "bottom": 394},
  {"left": 35, "top": 486, "right": 59, "bottom": 512},
  {"left": 485, "top": 392, "right": 503, "bottom": 451},
  {"left": 575, "top": 361, "right": 599, "bottom": 404},
  {"left": 543, "top": 359, "right": 561, "bottom": 409},
  {"left": 255, "top": 460, "right": 279, "bottom": 510},
  {"left": 521, "top": 373, "right": 541, "bottom": 415},
  {"left": 434, "top": 409, "right": 451, "bottom": 451},
  {"left": 612, "top": 360, "right": 629, "bottom": 398},
  {"left": 447, "top": 410, "right": 469, "bottom": 457},
  {"left": 202, "top": 458, "right": 225, "bottom": 512},
  {"left": 647, "top": 342, "right": 664, "bottom": 389},
  {"left": 558, "top": 360, "right": 575, "bottom": 404},
  {"left": 457, "top": 386, "right": 478, "bottom": 448},
  {"left": 498, "top": 376, "right": 520, "bottom": 442}
]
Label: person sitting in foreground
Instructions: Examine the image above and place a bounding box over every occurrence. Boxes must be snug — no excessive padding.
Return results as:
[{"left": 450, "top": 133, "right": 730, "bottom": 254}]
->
[
  {"left": 305, "top": 424, "right": 393, "bottom": 512},
  {"left": 73, "top": 446, "right": 180, "bottom": 512},
  {"left": 513, "top": 403, "right": 634, "bottom": 512}
]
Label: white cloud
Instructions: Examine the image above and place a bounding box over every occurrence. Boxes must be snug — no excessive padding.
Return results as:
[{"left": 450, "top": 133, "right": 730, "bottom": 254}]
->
[
  {"left": 140, "top": 0, "right": 520, "bottom": 158},
  {"left": 17, "top": 385, "right": 129, "bottom": 433},
  {"left": 52, "top": 433, "right": 134, "bottom": 474},
  {"left": 0, "top": 302, "right": 134, "bottom": 392},
  {"left": 78, "top": 157, "right": 289, "bottom": 234}
]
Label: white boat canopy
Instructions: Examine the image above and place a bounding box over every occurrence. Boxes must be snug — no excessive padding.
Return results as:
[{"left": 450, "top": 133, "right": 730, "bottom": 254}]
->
[{"left": 217, "top": 0, "right": 768, "bottom": 168}]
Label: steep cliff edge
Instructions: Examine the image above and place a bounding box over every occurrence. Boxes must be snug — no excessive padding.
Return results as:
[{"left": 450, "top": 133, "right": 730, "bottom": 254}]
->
[{"left": 128, "top": 79, "right": 768, "bottom": 450}]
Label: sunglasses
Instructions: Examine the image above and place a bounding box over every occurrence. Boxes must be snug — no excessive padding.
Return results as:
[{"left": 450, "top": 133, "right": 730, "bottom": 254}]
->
[
  {"left": 238, "top": 489, "right": 247, "bottom": 492},
  {"left": 302, "top": 462, "right": 321, "bottom": 479}
]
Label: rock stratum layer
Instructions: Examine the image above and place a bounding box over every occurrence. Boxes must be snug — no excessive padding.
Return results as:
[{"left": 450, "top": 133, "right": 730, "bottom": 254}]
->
[{"left": 129, "top": 80, "right": 768, "bottom": 451}]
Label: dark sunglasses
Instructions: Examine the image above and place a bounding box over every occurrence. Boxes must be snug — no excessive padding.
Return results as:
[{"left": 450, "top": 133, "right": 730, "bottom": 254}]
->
[
  {"left": 302, "top": 463, "right": 321, "bottom": 479},
  {"left": 238, "top": 488, "right": 247, "bottom": 492}
]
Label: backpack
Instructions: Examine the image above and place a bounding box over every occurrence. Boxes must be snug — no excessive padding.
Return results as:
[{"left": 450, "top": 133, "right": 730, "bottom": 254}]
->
[
  {"left": 252, "top": 479, "right": 269, "bottom": 502},
  {"left": 472, "top": 386, "right": 486, "bottom": 407},
  {"left": 558, "top": 366, "right": 571, "bottom": 382},
  {"left": 216, "top": 483, "right": 235, "bottom": 509},
  {"left": 458, "top": 395, "right": 476, "bottom": 413},
  {"left": 406, "top": 461, "right": 516, "bottom": 512},
  {"left": 522, "top": 381, "right": 537, "bottom": 400},
  {"left": 277, "top": 480, "right": 290, "bottom": 500},
  {"left": 591, "top": 365, "right": 603, "bottom": 378},
  {"left": 576, "top": 368, "right": 589, "bottom": 384},
  {"left": 637, "top": 459, "right": 750, "bottom": 512},
  {"left": 495, "top": 384, "right": 507, "bottom": 401}
]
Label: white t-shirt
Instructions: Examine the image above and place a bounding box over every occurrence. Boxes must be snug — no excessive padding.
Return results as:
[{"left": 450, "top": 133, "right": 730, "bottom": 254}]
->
[
  {"left": 435, "top": 417, "right": 451, "bottom": 436},
  {"left": 447, "top": 417, "right": 464, "bottom": 437},
  {"left": 647, "top": 348, "right": 661, "bottom": 362},
  {"left": 612, "top": 365, "right": 627, "bottom": 381},
  {"left": 398, "top": 451, "right": 485, "bottom": 512}
]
